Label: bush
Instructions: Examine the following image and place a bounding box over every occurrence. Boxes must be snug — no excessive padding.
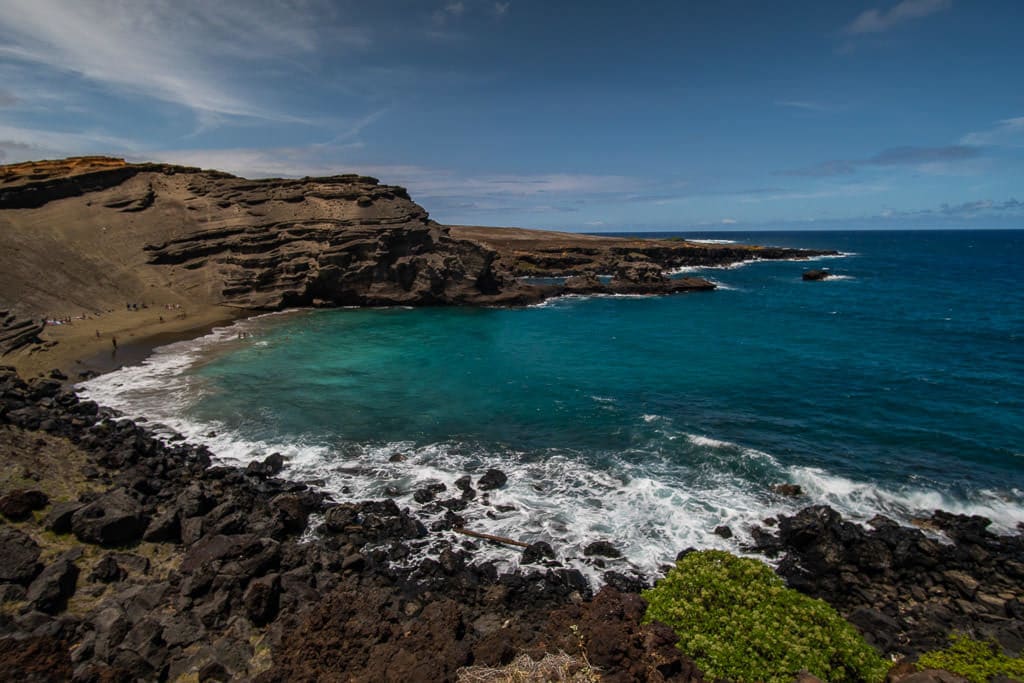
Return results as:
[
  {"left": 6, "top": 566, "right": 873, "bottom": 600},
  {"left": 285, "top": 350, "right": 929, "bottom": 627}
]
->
[
  {"left": 917, "top": 634, "right": 1024, "bottom": 683},
  {"left": 641, "top": 550, "right": 889, "bottom": 683}
]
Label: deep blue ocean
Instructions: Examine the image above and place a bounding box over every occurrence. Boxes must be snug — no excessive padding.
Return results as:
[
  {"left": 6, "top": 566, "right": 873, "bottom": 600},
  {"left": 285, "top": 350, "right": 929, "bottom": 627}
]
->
[{"left": 82, "top": 229, "right": 1024, "bottom": 579}]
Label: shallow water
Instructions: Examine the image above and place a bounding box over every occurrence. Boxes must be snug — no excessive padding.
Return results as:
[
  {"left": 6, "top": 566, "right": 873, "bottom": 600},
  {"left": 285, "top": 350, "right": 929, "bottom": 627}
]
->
[{"left": 81, "top": 229, "right": 1024, "bottom": 581}]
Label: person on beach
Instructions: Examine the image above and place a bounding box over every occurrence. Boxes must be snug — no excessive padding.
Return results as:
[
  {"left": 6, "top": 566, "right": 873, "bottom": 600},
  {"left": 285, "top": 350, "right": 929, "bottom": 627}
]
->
[{"left": 111, "top": 336, "right": 118, "bottom": 351}]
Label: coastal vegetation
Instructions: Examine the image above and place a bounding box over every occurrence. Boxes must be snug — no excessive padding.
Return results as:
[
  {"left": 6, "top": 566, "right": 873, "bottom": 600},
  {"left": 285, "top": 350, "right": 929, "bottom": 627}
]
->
[
  {"left": 917, "top": 634, "right": 1024, "bottom": 683},
  {"left": 642, "top": 550, "right": 889, "bottom": 683}
]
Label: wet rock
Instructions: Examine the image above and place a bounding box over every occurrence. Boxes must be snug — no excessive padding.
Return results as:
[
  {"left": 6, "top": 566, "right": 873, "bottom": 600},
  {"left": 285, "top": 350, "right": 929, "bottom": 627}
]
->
[
  {"left": 71, "top": 488, "right": 147, "bottom": 547},
  {"left": 454, "top": 475, "right": 476, "bottom": 500},
  {"left": 522, "top": 541, "right": 556, "bottom": 564},
  {"left": 772, "top": 483, "right": 804, "bottom": 497},
  {"left": 713, "top": 525, "right": 733, "bottom": 539},
  {"left": 584, "top": 540, "right": 622, "bottom": 558},
  {"left": 246, "top": 452, "right": 285, "bottom": 478},
  {"left": 802, "top": 269, "right": 831, "bottom": 281},
  {"left": 477, "top": 469, "right": 508, "bottom": 491},
  {"left": 0, "top": 489, "right": 49, "bottom": 520},
  {"left": 25, "top": 555, "right": 79, "bottom": 614},
  {"left": 0, "top": 526, "right": 41, "bottom": 583}
]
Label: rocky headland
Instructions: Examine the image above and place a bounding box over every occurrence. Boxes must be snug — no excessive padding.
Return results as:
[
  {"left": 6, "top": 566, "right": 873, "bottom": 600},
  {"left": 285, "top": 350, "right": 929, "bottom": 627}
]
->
[{"left": 2, "top": 157, "right": 829, "bottom": 379}]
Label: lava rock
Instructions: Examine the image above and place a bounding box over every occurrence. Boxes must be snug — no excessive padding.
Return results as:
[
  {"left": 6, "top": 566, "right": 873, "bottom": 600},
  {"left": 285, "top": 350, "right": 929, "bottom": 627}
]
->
[
  {"left": 802, "top": 269, "right": 831, "bottom": 281},
  {"left": 713, "top": 525, "right": 733, "bottom": 539},
  {"left": 522, "top": 541, "right": 556, "bottom": 565},
  {"left": 0, "top": 489, "right": 50, "bottom": 520},
  {"left": 477, "top": 469, "right": 508, "bottom": 491},
  {"left": 71, "top": 488, "right": 147, "bottom": 547},
  {"left": 771, "top": 483, "right": 804, "bottom": 497},
  {"left": 584, "top": 540, "right": 622, "bottom": 558},
  {"left": 0, "top": 526, "right": 42, "bottom": 583},
  {"left": 25, "top": 555, "right": 79, "bottom": 614}
]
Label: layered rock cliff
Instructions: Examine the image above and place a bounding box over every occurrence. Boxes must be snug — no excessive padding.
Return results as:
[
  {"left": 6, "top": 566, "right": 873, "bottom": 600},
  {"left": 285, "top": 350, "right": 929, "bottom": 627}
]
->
[{"left": 0, "top": 156, "right": 537, "bottom": 347}]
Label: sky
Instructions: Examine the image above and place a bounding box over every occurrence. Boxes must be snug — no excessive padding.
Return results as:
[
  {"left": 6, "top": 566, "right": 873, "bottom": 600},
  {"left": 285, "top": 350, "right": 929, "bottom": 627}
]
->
[{"left": 0, "top": 0, "right": 1022, "bottom": 231}]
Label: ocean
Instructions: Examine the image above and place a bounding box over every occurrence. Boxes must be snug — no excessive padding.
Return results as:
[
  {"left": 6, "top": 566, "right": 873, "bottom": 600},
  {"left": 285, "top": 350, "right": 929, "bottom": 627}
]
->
[{"left": 80, "top": 229, "right": 1024, "bottom": 581}]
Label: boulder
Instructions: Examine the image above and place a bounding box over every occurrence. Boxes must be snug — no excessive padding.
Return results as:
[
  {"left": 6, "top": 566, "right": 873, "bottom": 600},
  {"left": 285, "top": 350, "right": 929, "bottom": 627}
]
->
[
  {"left": 522, "top": 541, "right": 556, "bottom": 565},
  {"left": 772, "top": 483, "right": 804, "bottom": 497},
  {"left": 25, "top": 556, "right": 79, "bottom": 614},
  {"left": 477, "top": 469, "right": 508, "bottom": 491},
  {"left": 43, "top": 501, "right": 83, "bottom": 534},
  {"left": 0, "top": 489, "right": 50, "bottom": 520},
  {"left": 71, "top": 488, "right": 147, "bottom": 547},
  {"left": 0, "top": 526, "right": 41, "bottom": 583},
  {"left": 802, "top": 269, "right": 831, "bottom": 281},
  {"left": 243, "top": 573, "right": 281, "bottom": 625},
  {"left": 584, "top": 540, "right": 622, "bottom": 558}
]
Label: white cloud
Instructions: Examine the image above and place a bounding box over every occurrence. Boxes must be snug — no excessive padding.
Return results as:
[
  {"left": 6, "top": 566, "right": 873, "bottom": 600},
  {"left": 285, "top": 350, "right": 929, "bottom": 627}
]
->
[
  {"left": 845, "top": 0, "right": 951, "bottom": 34},
  {"left": 144, "top": 144, "right": 642, "bottom": 205},
  {"left": 0, "top": 122, "right": 139, "bottom": 160},
  {"left": 961, "top": 116, "right": 1024, "bottom": 147},
  {"left": 0, "top": 0, "right": 366, "bottom": 121}
]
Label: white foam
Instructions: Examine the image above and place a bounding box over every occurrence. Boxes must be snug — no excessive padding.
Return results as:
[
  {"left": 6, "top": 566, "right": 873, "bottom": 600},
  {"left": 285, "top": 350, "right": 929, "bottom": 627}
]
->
[
  {"left": 687, "top": 238, "right": 737, "bottom": 244},
  {"left": 77, "top": 323, "right": 1024, "bottom": 585}
]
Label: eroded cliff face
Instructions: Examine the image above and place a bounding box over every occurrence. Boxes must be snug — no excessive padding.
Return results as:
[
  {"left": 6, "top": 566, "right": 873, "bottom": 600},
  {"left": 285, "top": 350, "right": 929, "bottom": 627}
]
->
[{"left": 0, "top": 157, "right": 536, "bottom": 334}]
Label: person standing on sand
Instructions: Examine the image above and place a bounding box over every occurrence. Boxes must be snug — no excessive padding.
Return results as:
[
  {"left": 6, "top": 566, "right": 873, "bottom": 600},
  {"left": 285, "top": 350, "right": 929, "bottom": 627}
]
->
[{"left": 111, "top": 336, "right": 117, "bottom": 351}]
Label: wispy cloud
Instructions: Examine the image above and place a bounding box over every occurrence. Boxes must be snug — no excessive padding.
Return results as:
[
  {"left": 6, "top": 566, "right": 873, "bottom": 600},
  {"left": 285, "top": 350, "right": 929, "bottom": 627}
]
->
[
  {"left": 845, "top": 0, "right": 952, "bottom": 34},
  {"left": 494, "top": 2, "right": 510, "bottom": 17},
  {"left": 0, "top": 122, "right": 139, "bottom": 160},
  {"left": 775, "top": 100, "right": 834, "bottom": 112},
  {"left": 0, "top": 0, "right": 366, "bottom": 122},
  {"left": 143, "top": 144, "right": 643, "bottom": 216},
  {"left": 961, "top": 116, "right": 1024, "bottom": 147},
  {"left": 784, "top": 145, "right": 980, "bottom": 177},
  {"left": 0, "top": 90, "right": 17, "bottom": 107}
]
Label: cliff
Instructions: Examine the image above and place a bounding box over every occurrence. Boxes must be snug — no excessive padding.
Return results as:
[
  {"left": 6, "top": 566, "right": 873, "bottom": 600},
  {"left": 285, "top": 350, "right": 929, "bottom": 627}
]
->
[{"left": 0, "top": 157, "right": 534, "bottom": 327}]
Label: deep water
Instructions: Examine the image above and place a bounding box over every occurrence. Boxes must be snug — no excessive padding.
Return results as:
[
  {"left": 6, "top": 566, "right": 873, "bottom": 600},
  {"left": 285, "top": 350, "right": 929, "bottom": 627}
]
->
[{"left": 82, "top": 229, "right": 1024, "bottom": 580}]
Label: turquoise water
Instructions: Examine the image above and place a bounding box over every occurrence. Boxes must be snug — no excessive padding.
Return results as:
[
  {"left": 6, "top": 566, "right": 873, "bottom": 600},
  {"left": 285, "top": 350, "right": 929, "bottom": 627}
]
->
[{"left": 83, "top": 230, "right": 1024, "bottom": 577}]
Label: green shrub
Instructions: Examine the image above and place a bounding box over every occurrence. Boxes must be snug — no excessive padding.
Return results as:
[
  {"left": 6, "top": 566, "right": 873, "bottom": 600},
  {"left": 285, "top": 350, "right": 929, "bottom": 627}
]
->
[
  {"left": 641, "top": 550, "right": 889, "bottom": 683},
  {"left": 917, "top": 634, "right": 1024, "bottom": 683}
]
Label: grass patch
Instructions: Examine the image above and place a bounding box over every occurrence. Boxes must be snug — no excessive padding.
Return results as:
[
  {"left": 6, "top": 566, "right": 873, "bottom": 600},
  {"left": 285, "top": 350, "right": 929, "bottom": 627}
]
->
[
  {"left": 642, "top": 550, "right": 889, "bottom": 683},
  {"left": 918, "top": 634, "right": 1024, "bottom": 683},
  {"left": 457, "top": 652, "right": 598, "bottom": 683}
]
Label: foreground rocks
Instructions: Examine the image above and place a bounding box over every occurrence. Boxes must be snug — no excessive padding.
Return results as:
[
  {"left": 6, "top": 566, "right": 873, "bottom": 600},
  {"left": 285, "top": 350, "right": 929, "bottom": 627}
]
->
[
  {"left": 1, "top": 365, "right": 1020, "bottom": 681},
  {"left": 0, "top": 367, "right": 703, "bottom": 681},
  {"left": 749, "top": 505, "right": 1024, "bottom": 657}
]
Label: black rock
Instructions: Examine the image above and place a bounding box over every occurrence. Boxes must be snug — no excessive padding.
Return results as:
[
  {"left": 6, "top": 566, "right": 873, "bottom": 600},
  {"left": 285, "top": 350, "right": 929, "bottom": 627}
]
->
[
  {"left": 584, "top": 540, "right": 622, "bottom": 558},
  {"left": 243, "top": 573, "right": 281, "bottom": 625},
  {"left": 71, "top": 488, "right": 147, "bottom": 547},
  {"left": 771, "top": 483, "right": 804, "bottom": 497},
  {"left": 25, "top": 555, "right": 79, "bottom": 614},
  {"left": 0, "top": 526, "right": 41, "bottom": 583},
  {"left": 477, "top": 469, "right": 508, "bottom": 491},
  {"left": 713, "top": 525, "right": 733, "bottom": 539},
  {"left": 802, "top": 269, "right": 831, "bottom": 281},
  {"left": 0, "top": 488, "right": 50, "bottom": 520},
  {"left": 522, "top": 541, "right": 556, "bottom": 564},
  {"left": 89, "top": 554, "right": 127, "bottom": 583}
]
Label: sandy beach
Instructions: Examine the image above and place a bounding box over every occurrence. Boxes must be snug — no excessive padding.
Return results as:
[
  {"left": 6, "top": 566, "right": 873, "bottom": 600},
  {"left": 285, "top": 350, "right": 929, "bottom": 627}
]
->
[{"left": 4, "top": 304, "right": 244, "bottom": 381}]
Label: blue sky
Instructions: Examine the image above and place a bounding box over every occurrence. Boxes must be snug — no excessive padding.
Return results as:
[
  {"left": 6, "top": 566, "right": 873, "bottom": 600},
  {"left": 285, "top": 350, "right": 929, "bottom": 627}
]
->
[{"left": 0, "top": 0, "right": 1022, "bottom": 231}]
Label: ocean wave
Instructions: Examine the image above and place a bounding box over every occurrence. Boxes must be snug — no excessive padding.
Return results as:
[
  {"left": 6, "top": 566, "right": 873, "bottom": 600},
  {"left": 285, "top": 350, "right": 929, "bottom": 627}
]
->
[
  {"left": 78, "top": 325, "right": 1024, "bottom": 585},
  {"left": 687, "top": 238, "right": 737, "bottom": 244}
]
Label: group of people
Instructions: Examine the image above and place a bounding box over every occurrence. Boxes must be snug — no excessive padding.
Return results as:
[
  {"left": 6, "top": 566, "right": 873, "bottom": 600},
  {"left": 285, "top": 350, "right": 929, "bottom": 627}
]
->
[{"left": 44, "top": 314, "right": 87, "bottom": 326}]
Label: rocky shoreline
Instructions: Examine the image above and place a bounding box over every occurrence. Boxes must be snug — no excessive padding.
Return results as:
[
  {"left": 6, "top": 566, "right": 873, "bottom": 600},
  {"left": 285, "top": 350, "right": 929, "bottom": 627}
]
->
[{"left": 2, "top": 366, "right": 1022, "bottom": 682}]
